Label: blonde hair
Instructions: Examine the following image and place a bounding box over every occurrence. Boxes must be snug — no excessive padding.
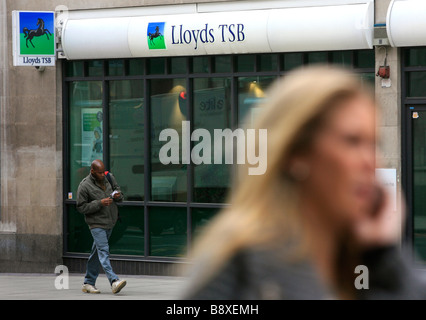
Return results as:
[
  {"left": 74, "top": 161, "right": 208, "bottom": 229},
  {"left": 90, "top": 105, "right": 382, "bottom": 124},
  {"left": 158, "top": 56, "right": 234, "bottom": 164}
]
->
[{"left": 184, "top": 65, "right": 375, "bottom": 295}]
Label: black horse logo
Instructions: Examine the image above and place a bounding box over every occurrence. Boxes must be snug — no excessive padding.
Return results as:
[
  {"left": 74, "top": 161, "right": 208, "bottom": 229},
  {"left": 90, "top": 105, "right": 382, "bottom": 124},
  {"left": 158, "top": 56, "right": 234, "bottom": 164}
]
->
[
  {"left": 148, "top": 26, "right": 163, "bottom": 46},
  {"left": 23, "top": 18, "right": 52, "bottom": 48}
]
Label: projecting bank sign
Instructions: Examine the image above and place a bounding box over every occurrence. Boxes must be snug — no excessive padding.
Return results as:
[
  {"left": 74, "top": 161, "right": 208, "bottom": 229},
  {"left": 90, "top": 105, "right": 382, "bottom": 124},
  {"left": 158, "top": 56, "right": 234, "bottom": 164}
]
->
[
  {"left": 12, "top": 11, "right": 56, "bottom": 66},
  {"left": 61, "top": 4, "right": 373, "bottom": 60},
  {"left": 128, "top": 11, "right": 270, "bottom": 57}
]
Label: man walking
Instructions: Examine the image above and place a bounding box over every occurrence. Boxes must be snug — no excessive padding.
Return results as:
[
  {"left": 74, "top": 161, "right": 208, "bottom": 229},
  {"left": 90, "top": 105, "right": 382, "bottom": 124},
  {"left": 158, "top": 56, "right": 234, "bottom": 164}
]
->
[{"left": 76, "top": 159, "right": 127, "bottom": 294}]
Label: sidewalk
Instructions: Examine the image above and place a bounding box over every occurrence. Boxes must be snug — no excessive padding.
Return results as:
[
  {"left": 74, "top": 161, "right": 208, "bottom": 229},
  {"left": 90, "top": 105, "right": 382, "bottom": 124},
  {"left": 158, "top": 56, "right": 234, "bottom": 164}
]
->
[{"left": 0, "top": 273, "right": 186, "bottom": 300}]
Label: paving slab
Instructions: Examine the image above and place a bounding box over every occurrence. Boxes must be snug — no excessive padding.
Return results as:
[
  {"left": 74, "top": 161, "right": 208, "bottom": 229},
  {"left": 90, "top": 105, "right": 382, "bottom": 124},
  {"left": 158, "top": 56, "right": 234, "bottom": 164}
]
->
[{"left": 0, "top": 273, "right": 187, "bottom": 300}]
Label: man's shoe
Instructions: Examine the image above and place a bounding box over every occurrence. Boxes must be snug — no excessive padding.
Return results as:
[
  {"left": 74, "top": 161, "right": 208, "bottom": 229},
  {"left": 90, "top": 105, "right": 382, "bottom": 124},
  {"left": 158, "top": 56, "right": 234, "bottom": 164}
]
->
[
  {"left": 82, "top": 283, "right": 100, "bottom": 294},
  {"left": 111, "top": 279, "right": 127, "bottom": 294}
]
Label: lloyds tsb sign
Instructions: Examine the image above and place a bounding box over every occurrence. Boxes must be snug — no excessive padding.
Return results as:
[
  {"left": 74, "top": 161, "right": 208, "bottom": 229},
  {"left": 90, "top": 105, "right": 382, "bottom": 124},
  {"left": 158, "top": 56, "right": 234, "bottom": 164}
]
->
[
  {"left": 171, "top": 23, "right": 245, "bottom": 49},
  {"left": 146, "top": 19, "right": 247, "bottom": 52}
]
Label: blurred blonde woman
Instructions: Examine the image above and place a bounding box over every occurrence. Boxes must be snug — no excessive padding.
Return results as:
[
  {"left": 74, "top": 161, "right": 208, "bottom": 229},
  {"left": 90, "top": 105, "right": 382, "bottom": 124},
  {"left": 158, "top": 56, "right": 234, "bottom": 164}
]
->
[{"left": 183, "top": 65, "right": 426, "bottom": 300}]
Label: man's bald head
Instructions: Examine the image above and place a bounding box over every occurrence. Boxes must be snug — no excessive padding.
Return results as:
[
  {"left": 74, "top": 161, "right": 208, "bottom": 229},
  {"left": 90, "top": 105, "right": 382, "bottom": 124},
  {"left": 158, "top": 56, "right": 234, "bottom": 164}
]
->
[
  {"left": 90, "top": 159, "right": 105, "bottom": 182},
  {"left": 91, "top": 159, "right": 104, "bottom": 171}
]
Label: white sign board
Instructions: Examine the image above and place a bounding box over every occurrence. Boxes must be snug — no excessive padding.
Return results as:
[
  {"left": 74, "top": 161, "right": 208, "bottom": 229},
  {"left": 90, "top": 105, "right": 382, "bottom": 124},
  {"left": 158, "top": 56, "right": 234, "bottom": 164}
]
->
[
  {"left": 62, "top": 3, "right": 373, "bottom": 60},
  {"left": 375, "top": 168, "right": 397, "bottom": 211}
]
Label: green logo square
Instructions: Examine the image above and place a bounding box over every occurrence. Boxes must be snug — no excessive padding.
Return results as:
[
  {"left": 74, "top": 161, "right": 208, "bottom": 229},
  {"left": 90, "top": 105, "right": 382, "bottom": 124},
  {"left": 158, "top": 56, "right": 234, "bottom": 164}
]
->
[{"left": 147, "top": 22, "right": 166, "bottom": 50}]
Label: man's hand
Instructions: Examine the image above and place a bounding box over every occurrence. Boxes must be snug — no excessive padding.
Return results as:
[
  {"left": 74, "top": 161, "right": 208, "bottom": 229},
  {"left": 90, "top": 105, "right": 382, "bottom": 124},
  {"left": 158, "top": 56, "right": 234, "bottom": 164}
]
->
[
  {"left": 101, "top": 198, "right": 113, "bottom": 206},
  {"left": 112, "top": 191, "right": 121, "bottom": 200}
]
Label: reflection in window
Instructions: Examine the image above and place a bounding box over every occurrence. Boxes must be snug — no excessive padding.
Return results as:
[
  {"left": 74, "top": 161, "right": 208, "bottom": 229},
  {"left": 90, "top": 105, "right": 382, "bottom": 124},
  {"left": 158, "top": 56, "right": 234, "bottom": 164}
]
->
[
  {"left": 282, "top": 53, "right": 303, "bottom": 71},
  {"left": 108, "top": 59, "right": 124, "bottom": 76},
  {"left": 193, "top": 78, "right": 232, "bottom": 203},
  {"left": 109, "top": 206, "right": 145, "bottom": 256},
  {"left": 412, "top": 111, "right": 426, "bottom": 261},
  {"left": 67, "top": 205, "right": 92, "bottom": 253},
  {"left": 69, "top": 81, "right": 103, "bottom": 196},
  {"left": 150, "top": 78, "right": 187, "bottom": 202},
  {"left": 408, "top": 72, "right": 426, "bottom": 97},
  {"left": 238, "top": 76, "right": 276, "bottom": 127},
  {"left": 109, "top": 80, "right": 145, "bottom": 201},
  {"left": 149, "top": 207, "right": 187, "bottom": 257},
  {"left": 191, "top": 207, "right": 220, "bottom": 243}
]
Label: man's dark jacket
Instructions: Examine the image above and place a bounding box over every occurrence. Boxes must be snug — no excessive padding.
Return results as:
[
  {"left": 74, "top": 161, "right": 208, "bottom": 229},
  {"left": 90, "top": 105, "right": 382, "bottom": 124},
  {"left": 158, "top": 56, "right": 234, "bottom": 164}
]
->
[{"left": 76, "top": 173, "right": 123, "bottom": 229}]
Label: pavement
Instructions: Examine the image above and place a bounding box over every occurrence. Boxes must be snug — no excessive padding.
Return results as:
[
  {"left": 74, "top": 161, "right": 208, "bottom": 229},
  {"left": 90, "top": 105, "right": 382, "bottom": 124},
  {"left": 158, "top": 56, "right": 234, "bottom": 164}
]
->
[{"left": 0, "top": 272, "right": 187, "bottom": 300}]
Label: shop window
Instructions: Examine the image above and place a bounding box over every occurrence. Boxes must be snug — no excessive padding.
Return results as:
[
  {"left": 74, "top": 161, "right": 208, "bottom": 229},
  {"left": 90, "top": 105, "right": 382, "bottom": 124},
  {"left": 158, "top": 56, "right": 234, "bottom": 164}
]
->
[
  {"left": 408, "top": 72, "right": 426, "bottom": 97},
  {"left": 213, "top": 55, "right": 232, "bottom": 73},
  {"left": 109, "top": 80, "right": 145, "bottom": 201},
  {"left": 359, "top": 72, "right": 375, "bottom": 88},
  {"left": 148, "top": 58, "right": 166, "bottom": 75},
  {"left": 259, "top": 54, "right": 278, "bottom": 72},
  {"left": 191, "top": 208, "right": 220, "bottom": 243},
  {"left": 108, "top": 59, "right": 124, "bottom": 76},
  {"left": 150, "top": 78, "right": 187, "bottom": 202},
  {"left": 149, "top": 207, "right": 187, "bottom": 257},
  {"left": 192, "top": 56, "right": 209, "bottom": 73},
  {"left": 64, "top": 50, "right": 375, "bottom": 259},
  {"left": 66, "top": 61, "right": 84, "bottom": 77},
  {"left": 238, "top": 76, "right": 276, "bottom": 127},
  {"left": 69, "top": 81, "right": 103, "bottom": 196},
  {"left": 307, "top": 52, "right": 328, "bottom": 64},
  {"left": 67, "top": 205, "right": 92, "bottom": 253},
  {"left": 193, "top": 77, "right": 232, "bottom": 203},
  {"left": 405, "top": 48, "right": 426, "bottom": 67},
  {"left": 282, "top": 53, "right": 303, "bottom": 71},
  {"left": 109, "top": 206, "right": 145, "bottom": 256},
  {"left": 237, "top": 54, "right": 256, "bottom": 72},
  {"left": 87, "top": 60, "right": 104, "bottom": 77},
  {"left": 356, "top": 50, "right": 375, "bottom": 69},
  {"left": 170, "top": 57, "right": 187, "bottom": 74},
  {"left": 128, "top": 59, "right": 144, "bottom": 76},
  {"left": 331, "top": 51, "right": 352, "bottom": 67}
]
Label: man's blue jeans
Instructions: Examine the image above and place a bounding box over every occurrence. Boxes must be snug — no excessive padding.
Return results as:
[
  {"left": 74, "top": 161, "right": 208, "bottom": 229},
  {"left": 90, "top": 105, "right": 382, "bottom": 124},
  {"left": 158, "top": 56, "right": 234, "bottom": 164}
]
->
[{"left": 84, "top": 228, "right": 118, "bottom": 286}]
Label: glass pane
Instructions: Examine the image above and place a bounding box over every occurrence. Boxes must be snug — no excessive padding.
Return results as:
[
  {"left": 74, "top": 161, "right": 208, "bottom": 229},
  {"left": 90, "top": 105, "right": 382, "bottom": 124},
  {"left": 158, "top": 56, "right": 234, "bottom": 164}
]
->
[
  {"left": 193, "top": 78, "right": 232, "bottom": 203},
  {"left": 359, "top": 72, "right": 375, "bottom": 89},
  {"left": 237, "top": 54, "right": 256, "bottom": 72},
  {"left": 87, "top": 60, "right": 104, "bottom": 77},
  {"left": 109, "top": 80, "right": 145, "bottom": 201},
  {"left": 356, "top": 50, "right": 375, "bottom": 69},
  {"left": 307, "top": 52, "right": 328, "bottom": 64},
  {"left": 213, "top": 55, "right": 232, "bottom": 73},
  {"left": 108, "top": 60, "right": 124, "bottom": 76},
  {"left": 406, "top": 48, "right": 426, "bottom": 67},
  {"left": 128, "top": 59, "right": 144, "bottom": 76},
  {"left": 150, "top": 78, "right": 187, "bottom": 202},
  {"left": 171, "top": 57, "right": 187, "bottom": 74},
  {"left": 259, "top": 54, "right": 278, "bottom": 72},
  {"left": 412, "top": 110, "right": 426, "bottom": 262},
  {"left": 283, "top": 53, "right": 303, "bottom": 71},
  {"left": 69, "top": 81, "right": 103, "bottom": 196},
  {"left": 109, "top": 206, "right": 145, "bottom": 256},
  {"left": 67, "top": 205, "right": 92, "bottom": 253},
  {"left": 66, "top": 61, "right": 84, "bottom": 77},
  {"left": 191, "top": 207, "right": 220, "bottom": 243},
  {"left": 408, "top": 72, "right": 426, "bottom": 97},
  {"left": 331, "top": 51, "right": 352, "bottom": 67},
  {"left": 192, "top": 56, "right": 209, "bottom": 73},
  {"left": 149, "top": 207, "right": 187, "bottom": 257},
  {"left": 238, "top": 76, "right": 276, "bottom": 127},
  {"left": 148, "top": 58, "right": 166, "bottom": 75}
]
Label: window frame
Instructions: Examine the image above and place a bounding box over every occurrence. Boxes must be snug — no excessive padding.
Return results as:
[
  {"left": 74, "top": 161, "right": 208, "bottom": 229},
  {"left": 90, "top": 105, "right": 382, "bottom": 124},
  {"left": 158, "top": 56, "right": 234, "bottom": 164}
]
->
[{"left": 62, "top": 50, "right": 375, "bottom": 261}]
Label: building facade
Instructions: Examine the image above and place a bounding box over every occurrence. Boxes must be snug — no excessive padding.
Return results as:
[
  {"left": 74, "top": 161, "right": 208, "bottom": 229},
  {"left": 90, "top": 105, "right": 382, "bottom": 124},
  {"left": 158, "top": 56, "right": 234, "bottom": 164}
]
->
[{"left": 0, "top": 0, "right": 419, "bottom": 274}]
